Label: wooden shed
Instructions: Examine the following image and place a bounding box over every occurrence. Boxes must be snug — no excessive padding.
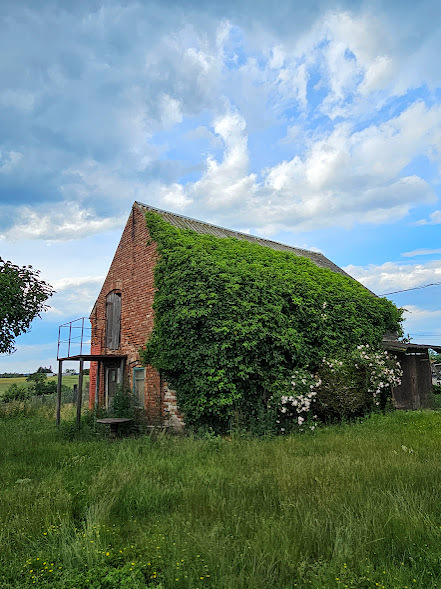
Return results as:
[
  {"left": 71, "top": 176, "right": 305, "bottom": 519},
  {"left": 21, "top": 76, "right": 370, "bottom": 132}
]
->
[{"left": 383, "top": 341, "right": 441, "bottom": 410}]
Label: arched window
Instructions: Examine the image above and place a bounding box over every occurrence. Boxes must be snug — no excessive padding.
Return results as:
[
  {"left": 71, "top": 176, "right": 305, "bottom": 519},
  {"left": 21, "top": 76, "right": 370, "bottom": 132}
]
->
[{"left": 106, "top": 291, "right": 121, "bottom": 350}]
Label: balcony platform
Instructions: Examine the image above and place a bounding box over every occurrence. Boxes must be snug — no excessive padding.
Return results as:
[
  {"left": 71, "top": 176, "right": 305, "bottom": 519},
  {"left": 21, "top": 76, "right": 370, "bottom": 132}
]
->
[{"left": 57, "top": 353, "right": 127, "bottom": 361}]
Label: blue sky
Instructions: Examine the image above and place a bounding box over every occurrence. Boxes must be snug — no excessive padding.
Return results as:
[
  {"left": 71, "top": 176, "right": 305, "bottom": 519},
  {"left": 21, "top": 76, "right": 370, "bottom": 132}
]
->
[{"left": 1, "top": 0, "right": 441, "bottom": 372}]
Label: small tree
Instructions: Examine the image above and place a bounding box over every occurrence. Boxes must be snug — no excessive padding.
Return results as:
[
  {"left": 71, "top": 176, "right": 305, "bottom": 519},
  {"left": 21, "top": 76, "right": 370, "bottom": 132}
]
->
[
  {"left": 0, "top": 258, "right": 54, "bottom": 354},
  {"left": 26, "top": 372, "right": 56, "bottom": 396}
]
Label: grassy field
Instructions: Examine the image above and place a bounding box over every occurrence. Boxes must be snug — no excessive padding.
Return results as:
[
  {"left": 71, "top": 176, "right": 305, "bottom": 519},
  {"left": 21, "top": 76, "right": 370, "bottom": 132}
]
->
[
  {"left": 0, "top": 375, "right": 88, "bottom": 395},
  {"left": 1, "top": 408, "right": 441, "bottom": 588}
]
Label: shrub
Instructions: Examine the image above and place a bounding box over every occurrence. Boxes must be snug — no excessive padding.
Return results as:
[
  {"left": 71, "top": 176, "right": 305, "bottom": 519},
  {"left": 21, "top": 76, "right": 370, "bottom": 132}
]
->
[
  {"left": 110, "top": 385, "right": 137, "bottom": 418},
  {"left": 26, "top": 372, "right": 57, "bottom": 396},
  {"left": 272, "top": 346, "right": 403, "bottom": 432},
  {"left": 1, "top": 383, "right": 31, "bottom": 403}
]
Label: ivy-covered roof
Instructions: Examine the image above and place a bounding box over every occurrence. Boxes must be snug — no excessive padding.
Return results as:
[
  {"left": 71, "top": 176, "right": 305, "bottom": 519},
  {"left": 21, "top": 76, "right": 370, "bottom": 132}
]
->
[{"left": 135, "top": 202, "right": 355, "bottom": 282}]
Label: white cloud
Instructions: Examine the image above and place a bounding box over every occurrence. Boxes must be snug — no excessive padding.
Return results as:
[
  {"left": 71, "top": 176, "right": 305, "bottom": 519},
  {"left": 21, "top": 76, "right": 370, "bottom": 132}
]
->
[
  {"left": 402, "top": 248, "right": 441, "bottom": 257},
  {"left": 1, "top": 6, "right": 441, "bottom": 240},
  {"left": 416, "top": 210, "right": 441, "bottom": 225},
  {"left": 171, "top": 99, "right": 439, "bottom": 232},
  {"left": 344, "top": 259, "right": 441, "bottom": 294},
  {"left": 0, "top": 202, "right": 124, "bottom": 242},
  {"left": 47, "top": 276, "right": 105, "bottom": 318},
  {"left": 403, "top": 305, "right": 441, "bottom": 322},
  {"left": 358, "top": 55, "right": 393, "bottom": 95},
  {"left": 158, "top": 183, "right": 192, "bottom": 210},
  {"left": 159, "top": 94, "right": 183, "bottom": 128},
  {"left": 400, "top": 305, "right": 441, "bottom": 344},
  {"left": 187, "top": 109, "right": 257, "bottom": 213},
  {"left": 0, "top": 150, "right": 23, "bottom": 173},
  {"left": 0, "top": 89, "right": 35, "bottom": 111},
  {"left": 51, "top": 276, "right": 105, "bottom": 291}
]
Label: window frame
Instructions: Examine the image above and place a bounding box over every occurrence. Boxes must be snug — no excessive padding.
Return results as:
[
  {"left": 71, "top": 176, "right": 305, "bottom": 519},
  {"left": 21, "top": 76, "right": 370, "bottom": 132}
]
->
[{"left": 133, "top": 367, "right": 146, "bottom": 408}]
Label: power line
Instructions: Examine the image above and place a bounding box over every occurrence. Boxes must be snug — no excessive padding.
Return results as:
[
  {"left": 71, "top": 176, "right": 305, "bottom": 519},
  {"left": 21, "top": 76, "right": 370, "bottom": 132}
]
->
[{"left": 380, "top": 281, "right": 441, "bottom": 296}]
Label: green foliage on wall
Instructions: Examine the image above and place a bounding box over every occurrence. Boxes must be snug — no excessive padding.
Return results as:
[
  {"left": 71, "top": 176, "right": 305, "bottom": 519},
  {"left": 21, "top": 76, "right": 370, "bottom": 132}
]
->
[{"left": 141, "top": 212, "right": 403, "bottom": 431}]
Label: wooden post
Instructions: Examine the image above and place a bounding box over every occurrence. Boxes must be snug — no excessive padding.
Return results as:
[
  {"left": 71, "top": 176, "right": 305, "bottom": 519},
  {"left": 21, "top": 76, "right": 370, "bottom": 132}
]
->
[
  {"left": 77, "top": 359, "right": 84, "bottom": 431},
  {"left": 56, "top": 360, "right": 63, "bottom": 426},
  {"left": 72, "top": 384, "right": 78, "bottom": 404}
]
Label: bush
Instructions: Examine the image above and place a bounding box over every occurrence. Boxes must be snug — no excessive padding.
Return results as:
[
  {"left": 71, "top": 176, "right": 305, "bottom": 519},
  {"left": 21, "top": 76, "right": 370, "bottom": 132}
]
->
[
  {"left": 110, "top": 385, "right": 137, "bottom": 418},
  {"left": 26, "top": 372, "right": 57, "bottom": 396},
  {"left": 272, "top": 345, "right": 403, "bottom": 433},
  {"left": 1, "top": 383, "right": 31, "bottom": 403}
]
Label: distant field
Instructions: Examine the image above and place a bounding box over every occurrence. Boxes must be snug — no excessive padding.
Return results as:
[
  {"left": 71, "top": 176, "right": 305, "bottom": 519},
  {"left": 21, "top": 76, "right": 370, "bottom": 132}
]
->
[{"left": 0, "top": 375, "right": 89, "bottom": 395}]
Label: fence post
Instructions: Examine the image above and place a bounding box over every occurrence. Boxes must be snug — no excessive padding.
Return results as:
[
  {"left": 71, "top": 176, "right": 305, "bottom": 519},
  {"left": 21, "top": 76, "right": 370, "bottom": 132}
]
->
[{"left": 72, "top": 384, "right": 78, "bottom": 404}]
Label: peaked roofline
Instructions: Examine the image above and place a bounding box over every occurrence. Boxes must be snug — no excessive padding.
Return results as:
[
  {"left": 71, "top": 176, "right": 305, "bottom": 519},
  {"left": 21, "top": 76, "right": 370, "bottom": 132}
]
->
[
  {"left": 135, "top": 201, "right": 364, "bottom": 287},
  {"left": 136, "top": 201, "right": 318, "bottom": 258}
]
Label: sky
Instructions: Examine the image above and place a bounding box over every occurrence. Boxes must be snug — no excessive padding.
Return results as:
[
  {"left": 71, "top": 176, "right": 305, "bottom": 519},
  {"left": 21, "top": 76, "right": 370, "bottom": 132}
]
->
[{"left": 1, "top": 0, "right": 441, "bottom": 373}]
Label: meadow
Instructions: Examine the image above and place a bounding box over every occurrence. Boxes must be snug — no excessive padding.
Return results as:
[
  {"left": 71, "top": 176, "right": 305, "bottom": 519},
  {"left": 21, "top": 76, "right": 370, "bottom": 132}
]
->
[
  {"left": 0, "top": 375, "right": 86, "bottom": 395},
  {"left": 1, "top": 406, "right": 441, "bottom": 588}
]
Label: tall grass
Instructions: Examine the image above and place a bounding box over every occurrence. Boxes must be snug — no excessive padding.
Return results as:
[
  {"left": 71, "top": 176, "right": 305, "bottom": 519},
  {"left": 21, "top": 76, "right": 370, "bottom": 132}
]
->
[{"left": 1, "top": 410, "right": 441, "bottom": 587}]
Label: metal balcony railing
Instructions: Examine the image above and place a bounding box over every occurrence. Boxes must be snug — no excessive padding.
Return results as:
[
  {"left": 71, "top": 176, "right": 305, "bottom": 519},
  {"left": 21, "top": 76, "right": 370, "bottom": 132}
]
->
[
  {"left": 57, "top": 317, "right": 91, "bottom": 359},
  {"left": 57, "top": 317, "right": 109, "bottom": 360}
]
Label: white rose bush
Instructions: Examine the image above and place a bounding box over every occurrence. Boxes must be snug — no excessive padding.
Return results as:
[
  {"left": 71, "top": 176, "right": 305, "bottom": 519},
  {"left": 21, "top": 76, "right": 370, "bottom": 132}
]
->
[{"left": 274, "top": 345, "right": 402, "bottom": 434}]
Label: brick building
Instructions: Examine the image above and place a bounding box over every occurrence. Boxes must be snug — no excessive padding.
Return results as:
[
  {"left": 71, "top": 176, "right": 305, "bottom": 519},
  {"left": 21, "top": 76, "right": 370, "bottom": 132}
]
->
[
  {"left": 86, "top": 201, "right": 362, "bottom": 428},
  {"left": 56, "top": 201, "right": 439, "bottom": 428}
]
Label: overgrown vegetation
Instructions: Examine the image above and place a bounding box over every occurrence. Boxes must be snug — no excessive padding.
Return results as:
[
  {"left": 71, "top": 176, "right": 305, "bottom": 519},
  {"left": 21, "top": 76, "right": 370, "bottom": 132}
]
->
[
  {"left": 141, "top": 212, "right": 403, "bottom": 432},
  {"left": 2, "top": 410, "right": 441, "bottom": 588}
]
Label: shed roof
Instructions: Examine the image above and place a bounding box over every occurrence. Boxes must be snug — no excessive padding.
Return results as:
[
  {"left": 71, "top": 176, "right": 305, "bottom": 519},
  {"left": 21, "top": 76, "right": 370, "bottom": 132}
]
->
[
  {"left": 136, "top": 202, "right": 355, "bottom": 281},
  {"left": 383, "top": 341, "right": 441, "bottom": 353}
]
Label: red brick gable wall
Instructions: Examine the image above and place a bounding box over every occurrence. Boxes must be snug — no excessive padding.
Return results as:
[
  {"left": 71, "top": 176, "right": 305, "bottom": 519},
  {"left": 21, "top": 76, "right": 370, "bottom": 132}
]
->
[{"left": 88, "top": 204, "right": 183, "bottom": 427}]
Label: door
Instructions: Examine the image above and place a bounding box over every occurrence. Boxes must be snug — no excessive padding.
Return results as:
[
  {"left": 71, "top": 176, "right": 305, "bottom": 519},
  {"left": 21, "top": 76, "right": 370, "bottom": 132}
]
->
[
  {"left": 106, "top": 292, "right": 121, "bottom": 350},
  {"left": 106, "top": 367, "right": 118, "bottom": 409}
]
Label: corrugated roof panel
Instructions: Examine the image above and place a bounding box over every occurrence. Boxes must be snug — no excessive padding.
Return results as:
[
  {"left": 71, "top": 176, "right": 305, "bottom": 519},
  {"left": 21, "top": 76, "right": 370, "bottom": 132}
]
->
[{"left": 137, "top": 202, "right": 357, "bottom": 282}]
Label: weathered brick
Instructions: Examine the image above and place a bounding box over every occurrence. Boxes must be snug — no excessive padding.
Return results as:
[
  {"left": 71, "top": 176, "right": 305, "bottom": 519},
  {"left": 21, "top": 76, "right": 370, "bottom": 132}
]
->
[{"left": 89, "top": 203, "right": 184, "bottom": 428}]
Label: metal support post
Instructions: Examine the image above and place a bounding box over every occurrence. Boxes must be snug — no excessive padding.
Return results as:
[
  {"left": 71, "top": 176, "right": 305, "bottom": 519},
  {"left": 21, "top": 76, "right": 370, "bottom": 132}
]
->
[
  {"left": 56, "top": 360, "right": 63, "bottom": 426},
  {"left": 77, "top": 359, "right": 84, "bottom": 431}
]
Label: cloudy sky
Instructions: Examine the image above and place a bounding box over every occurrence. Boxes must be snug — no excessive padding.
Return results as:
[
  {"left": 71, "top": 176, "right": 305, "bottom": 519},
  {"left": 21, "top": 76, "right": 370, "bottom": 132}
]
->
[{"left": 1, "top": 0, "right": 441, "bottom": 372}]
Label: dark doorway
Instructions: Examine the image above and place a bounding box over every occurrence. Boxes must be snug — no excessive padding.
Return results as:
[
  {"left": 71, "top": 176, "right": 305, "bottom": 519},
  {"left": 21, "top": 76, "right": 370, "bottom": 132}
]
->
[{"left": 106, "top": 367, "right": 118, "bottom": 409}]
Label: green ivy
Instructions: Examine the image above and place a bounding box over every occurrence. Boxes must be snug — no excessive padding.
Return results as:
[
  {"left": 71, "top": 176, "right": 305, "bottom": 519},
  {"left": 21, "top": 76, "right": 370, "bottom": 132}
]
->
[{"left": 140, "top": 212, "right": 403, "bottom": 432}]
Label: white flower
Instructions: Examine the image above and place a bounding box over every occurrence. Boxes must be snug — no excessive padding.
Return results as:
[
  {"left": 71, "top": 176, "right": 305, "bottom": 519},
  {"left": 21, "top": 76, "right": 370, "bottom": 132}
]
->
[{"left": 297, "top": 416, "right": 304, "bottom": 425}]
